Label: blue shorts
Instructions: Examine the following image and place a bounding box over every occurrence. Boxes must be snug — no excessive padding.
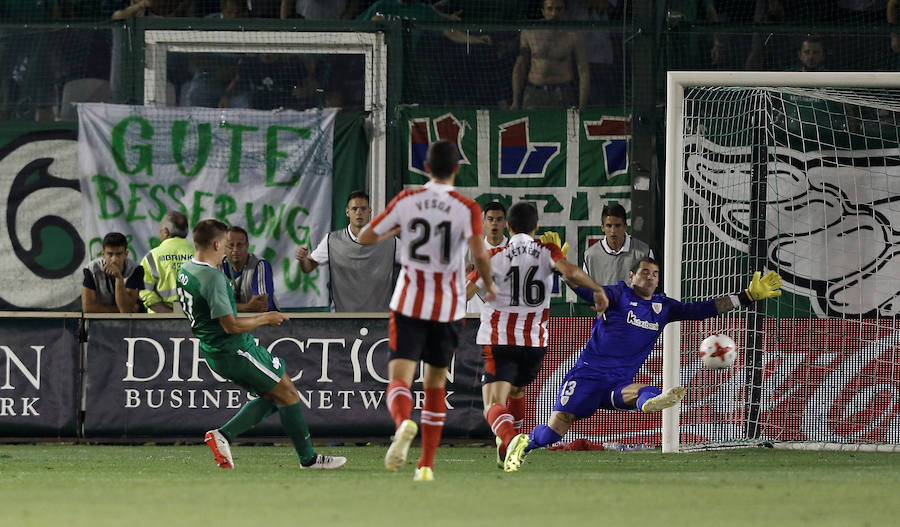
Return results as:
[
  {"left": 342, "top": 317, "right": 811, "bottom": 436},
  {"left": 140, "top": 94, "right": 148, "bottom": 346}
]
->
[{"left": 552, "top": 370, "right": 634, "bottom": 418}]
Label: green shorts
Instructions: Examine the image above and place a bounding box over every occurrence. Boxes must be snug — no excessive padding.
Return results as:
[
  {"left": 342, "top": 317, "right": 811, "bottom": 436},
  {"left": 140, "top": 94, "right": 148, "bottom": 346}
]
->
[{"left": 203, "top": 344, "right": 285, "bottom": 397}]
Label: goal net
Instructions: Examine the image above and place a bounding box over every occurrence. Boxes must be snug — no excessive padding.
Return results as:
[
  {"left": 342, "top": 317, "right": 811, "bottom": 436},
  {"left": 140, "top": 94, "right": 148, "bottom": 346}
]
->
[{"left": 663, "top": 72, "right": 900, "bottom": 453}]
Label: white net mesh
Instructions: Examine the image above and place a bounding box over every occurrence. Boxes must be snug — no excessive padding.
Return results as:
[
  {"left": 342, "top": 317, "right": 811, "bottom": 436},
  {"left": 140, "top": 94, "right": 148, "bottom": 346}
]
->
[{"left": 676, "top": 84, "right": 900, "bottom": 450}]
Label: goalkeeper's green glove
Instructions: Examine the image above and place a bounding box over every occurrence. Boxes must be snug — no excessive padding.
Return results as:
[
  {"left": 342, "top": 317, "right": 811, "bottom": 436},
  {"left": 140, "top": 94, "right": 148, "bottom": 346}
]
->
[
  {"left": 539, "top": 231, "right": 569, "bottom": 258},
  {"left": 738, "top": 270, "right": 783, "bottom": 306}
]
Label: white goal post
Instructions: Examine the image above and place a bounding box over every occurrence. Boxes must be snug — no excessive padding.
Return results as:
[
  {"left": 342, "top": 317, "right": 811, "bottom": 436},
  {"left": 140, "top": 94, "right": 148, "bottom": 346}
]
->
[{"left": 663, "top": 72, "right": 900, "bottom": 453}]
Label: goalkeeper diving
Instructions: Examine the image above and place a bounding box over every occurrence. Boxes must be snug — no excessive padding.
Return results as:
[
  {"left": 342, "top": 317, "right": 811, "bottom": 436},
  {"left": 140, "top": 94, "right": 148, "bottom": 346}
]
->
[{"left": 503, "top": 256, "right": 782, "bottom": 471}]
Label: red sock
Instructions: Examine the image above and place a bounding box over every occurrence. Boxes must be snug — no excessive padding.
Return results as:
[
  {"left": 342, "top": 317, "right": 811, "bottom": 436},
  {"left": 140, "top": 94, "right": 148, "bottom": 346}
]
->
[
  {"left": 418, "top": 387, "right": 446, "bottom": 469},
  {"left": 507, "top": 396, "right": 525, "bottom": 433},
  {"left": 487, "top": 404, "right": 516, "bottom": 452},
  {"left": 386, "top": 379, "right": 413, "bottom": 429}
]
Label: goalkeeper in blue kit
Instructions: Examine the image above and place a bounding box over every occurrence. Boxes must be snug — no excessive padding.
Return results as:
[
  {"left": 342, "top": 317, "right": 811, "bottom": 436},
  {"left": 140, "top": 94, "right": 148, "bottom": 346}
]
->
[
  {"left": 177, "top": 219, "right": 345, "bottom": 470},
  {"left": 504, "top": 257, "right": 782, "bottom": 470}
]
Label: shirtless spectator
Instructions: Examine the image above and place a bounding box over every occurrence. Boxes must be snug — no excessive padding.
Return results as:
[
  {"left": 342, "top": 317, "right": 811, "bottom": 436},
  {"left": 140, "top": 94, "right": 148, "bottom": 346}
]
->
[{"left": 511, "top": 0, "right": 589, "bottom": 109}]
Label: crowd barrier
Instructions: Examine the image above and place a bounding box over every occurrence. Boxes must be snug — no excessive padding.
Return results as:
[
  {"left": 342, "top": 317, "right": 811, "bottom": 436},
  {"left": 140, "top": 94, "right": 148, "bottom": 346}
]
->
[
  {"left": 11, "top": 313, "right": 888, "bottom": 446},
  {"left": 0, "top": 313, "right": 604, "bottom": 440}
]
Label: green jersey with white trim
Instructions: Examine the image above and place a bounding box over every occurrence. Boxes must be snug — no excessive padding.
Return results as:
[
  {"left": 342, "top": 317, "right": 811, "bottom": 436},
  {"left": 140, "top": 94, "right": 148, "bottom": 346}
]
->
[{"left": 177, "top": 260, "right": 254, "bottom": 354}]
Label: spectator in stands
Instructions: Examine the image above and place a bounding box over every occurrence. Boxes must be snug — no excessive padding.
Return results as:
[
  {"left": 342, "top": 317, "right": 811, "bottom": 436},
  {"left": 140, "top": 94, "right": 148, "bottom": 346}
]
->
[
  {"left": 46, "top": 3, "right": 113, "bottom": 119},
  {"left": 218, "top": 53, "right": 319, "bottom": 110},
  {"left": 837, "top": 0, "right": 887, "bottom": 24},
  {"left": 286, "top": 0, "right": 366, "bottom": 108},
  {"left": 833, "top": 1, "right": 886, "bottom": 69},
  {"left": 1, "top": 30, "right": 56, "bottom": 121},
  {"left": 82, "top": 232, "right": 145, "bottom": 313},
  {"left": 666, "top": 0, "right": 723, "bottom": 69},
  {"left": 240, "top": 0, "right": 288, "bottom": 18},
  {"left": 430, "top": 0, "right": 525, "bottom": 107},
  {"left": 466, "top": 201, "right": 508, "bottom": 314},
  {"left": 793, "top": 34, "right": 826, "bottom": 72},
  {"left": 295, "top": 190, "right": 398, "bottom": 312},
  {"left": 567, "top": 0, "right": 621, "bottom": 107},
  {"left": 179, "top": 0, "right": 246, "bottom": 107},
  {"left": 289, "top": 0, "right": 367, "bottom": 18},
  {"left": 111, "top": 0, "right": 189, "bottom": 103},
  {"left": 511, "top": 0, "right": 590, "bottom": 110},
  {"left": 581, "top": 203, "right": 653, "bottom": 287},
  {"left": 358, "top": 0, "right": 492, "bottom": 105},
  {"left": 743, "top": 0, "right": 784, "bottom": 71},
  {"left": 437, "top": 0, "right": 529, "bottom": 22},
  {"left": 782, "top": 36, "right": 862, "bottom": 132},
  {"left": 207, "top": 0, "right": 248, "bottom": 18},
  {"left": 743, "top": 1, "right": 831, "bottom": 71},
  {"left": 140, "top": 211, "right": 195, "bottom": 313},
  {"left": 219, "top": 226, "right": 279, "bottom": 312},
  {"left": 112, "top": 0, "right": 191, "bottom": 19},
  {"left": 888, "top": 0, "right": 900, "bottom": 56}
]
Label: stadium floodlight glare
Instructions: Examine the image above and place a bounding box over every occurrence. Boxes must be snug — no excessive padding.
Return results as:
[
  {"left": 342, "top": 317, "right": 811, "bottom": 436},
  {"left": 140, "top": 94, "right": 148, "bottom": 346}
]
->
[{"left": 663, "top": 71, "right": 900, "bottom": 453}]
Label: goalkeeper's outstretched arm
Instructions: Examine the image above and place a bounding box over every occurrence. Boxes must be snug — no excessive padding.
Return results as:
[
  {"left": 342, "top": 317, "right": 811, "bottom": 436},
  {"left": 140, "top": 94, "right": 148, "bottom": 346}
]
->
[{"left": 714, "top": 270, "right": 783, "bottom": 314}]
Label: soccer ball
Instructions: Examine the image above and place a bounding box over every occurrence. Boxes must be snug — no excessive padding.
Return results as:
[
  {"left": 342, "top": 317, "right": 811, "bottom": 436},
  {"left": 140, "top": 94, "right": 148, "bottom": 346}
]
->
[{"left": 699, "top": 333, "right": 737, "bottom": 370}]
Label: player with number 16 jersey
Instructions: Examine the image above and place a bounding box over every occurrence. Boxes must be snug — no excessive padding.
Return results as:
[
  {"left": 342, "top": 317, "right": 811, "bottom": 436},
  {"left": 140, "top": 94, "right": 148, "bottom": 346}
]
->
[{"left": 465, "top": 201, "right": 607, "bottom": 471}]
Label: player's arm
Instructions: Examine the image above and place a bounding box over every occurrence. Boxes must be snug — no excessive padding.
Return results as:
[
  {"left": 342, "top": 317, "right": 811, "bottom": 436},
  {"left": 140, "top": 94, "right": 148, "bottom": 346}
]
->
[
  {"left": 676, "top": 271, "right": 784, "bottom": 319},
  {"left": 358, "top": 223, "right": 401, "bottom": 245},
  {"left": 361, "top": 193, "right": 405, "bottom": 245},
  {"left": 465, "top": 267, "right": 483, "bottom": 301},
  {"left": 219, "top": 311, "right": 288, "bottom": 334},
  {"left": 465, "top": 281, "right": 480, "bottom": 301},
  {"left": 469, "top": 235, "right": 497, "bottom": 302},
  {"left": 82, "top": 287, "right": 120, "bottom": 313},
  {"left": 554, "top": 259, "right": 608, "bottom": 314},
  {"left": 723, "top": 270, "right": 783, "bottom": 312}
]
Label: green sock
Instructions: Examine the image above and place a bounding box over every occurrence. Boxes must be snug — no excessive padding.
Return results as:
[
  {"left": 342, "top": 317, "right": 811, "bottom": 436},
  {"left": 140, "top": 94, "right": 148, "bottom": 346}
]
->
[
  {"left": 220, "top": 398, "right": 277, "bottom": 441},
  {"left": 277, "top": 402, "right": 316, "bottom": 464}
]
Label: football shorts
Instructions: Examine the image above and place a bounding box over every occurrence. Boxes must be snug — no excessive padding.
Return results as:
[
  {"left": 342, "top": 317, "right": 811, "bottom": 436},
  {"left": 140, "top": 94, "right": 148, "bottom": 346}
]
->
[
  {"left": 551, "top": 370, "right": 634, "bottom": 417},
  {"left": 480, "top": 344, "right": 547, "bottom": 387},
  {"left": 389, "top": 311, "right": 462, "bottom": 368},
  {"left": 202, "top": 343, "right": 286, "bottom": 397}
]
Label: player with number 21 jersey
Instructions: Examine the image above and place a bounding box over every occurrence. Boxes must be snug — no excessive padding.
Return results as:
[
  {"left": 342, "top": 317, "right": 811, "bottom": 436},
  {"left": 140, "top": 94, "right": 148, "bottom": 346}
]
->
[{"left": 368, "top": 181, "right": 483, "bottom": 322}]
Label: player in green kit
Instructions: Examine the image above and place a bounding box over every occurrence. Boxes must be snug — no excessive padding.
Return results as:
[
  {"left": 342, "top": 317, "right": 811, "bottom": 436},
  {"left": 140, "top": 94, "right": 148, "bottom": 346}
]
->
[{"left": 177, "top": 219, "right": 346, "bottom": 470}]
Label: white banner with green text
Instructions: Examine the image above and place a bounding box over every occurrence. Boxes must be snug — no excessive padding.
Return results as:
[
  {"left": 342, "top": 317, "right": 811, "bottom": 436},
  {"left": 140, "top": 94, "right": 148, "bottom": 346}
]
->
[{"left": 77, "top": 104, "right": 335, "bottom": 309}]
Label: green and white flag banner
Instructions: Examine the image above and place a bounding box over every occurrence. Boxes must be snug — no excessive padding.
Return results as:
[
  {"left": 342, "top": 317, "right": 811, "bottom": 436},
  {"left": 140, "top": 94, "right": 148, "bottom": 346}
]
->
[{"left": 77, "top": 104, "right": 335, "bottom": 309}]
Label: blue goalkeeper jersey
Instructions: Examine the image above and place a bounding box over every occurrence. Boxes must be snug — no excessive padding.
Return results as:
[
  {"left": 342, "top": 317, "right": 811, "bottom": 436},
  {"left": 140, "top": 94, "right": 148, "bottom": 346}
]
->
[{"left": 572, "top": 281, "right": 718, "bottom": 380}]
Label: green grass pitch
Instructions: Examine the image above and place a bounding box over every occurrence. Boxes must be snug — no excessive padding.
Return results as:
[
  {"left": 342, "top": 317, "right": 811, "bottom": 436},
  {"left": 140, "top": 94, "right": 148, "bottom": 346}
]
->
[{"left": 1, "top": 442, "right": 899, "bottom": 526}]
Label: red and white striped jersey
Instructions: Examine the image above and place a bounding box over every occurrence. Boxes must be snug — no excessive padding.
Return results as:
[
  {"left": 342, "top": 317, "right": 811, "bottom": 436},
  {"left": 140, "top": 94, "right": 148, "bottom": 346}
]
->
[
  {"left": 369, "top": 181, "right": 483, "bottom": 322},
  {"left": 468, "top": 233, "right": 564, "bottom": 347}
]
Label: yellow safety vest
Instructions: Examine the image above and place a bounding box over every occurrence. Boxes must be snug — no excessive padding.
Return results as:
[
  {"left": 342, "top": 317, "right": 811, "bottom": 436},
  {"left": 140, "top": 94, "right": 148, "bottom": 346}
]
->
[{"left": 139, "top": 237, "right": 195, "bottom": 313}]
